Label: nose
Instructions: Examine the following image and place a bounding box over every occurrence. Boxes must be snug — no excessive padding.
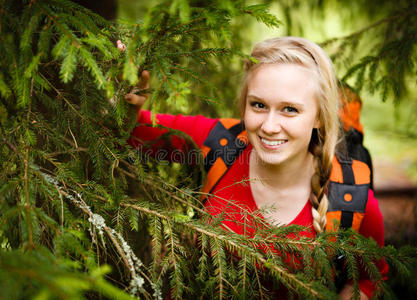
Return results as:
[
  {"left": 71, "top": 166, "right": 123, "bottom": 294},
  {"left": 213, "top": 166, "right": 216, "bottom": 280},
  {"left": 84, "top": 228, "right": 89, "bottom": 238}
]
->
[{"left": 260, "top": 111, "right": 281, "bottom": 135}]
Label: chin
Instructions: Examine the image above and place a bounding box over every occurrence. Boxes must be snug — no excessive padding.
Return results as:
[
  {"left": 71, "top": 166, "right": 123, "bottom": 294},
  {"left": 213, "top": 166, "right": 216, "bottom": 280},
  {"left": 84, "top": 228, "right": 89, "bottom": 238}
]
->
[{"left": 252, "top": 149, "right": 286, "bottom": 166}]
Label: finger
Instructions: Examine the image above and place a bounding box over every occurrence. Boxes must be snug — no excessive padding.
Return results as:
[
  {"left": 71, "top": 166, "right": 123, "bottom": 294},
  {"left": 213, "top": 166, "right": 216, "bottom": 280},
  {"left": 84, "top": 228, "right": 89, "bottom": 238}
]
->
[
  {"left": 125, "top": 93, "right": 147, "bottom": 107},
  {"left": 138, "top": 70, "right": 150, "bottom": 90}
]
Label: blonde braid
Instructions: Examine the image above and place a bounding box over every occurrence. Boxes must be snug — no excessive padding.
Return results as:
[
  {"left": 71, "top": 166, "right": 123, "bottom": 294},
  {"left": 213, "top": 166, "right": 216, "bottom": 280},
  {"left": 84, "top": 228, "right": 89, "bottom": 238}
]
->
[{"left": 309, "top": 136, "right": 332, "bottom": 233}]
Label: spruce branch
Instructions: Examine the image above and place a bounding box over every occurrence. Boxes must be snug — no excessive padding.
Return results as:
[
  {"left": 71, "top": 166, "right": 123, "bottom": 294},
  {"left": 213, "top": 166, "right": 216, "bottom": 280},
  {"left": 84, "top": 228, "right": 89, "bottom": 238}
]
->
[{"left": 39, "top": 172, "right": 154, "bottom": 298}]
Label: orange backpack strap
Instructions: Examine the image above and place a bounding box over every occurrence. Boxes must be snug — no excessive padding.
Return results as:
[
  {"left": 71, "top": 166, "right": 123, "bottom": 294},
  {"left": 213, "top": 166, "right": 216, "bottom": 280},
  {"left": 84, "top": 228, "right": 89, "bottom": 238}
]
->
[
  {"left": 326, "top": 156, "right": 371, "bottom": 232},
  {"left": 201, "top": 118, "right": 248, "bottom": 195}
]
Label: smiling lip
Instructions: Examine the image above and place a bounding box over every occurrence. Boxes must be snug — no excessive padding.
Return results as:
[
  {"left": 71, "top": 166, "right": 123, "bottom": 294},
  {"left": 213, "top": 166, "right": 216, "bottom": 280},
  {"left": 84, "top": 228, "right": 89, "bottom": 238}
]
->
[{"left": 259, "top": 137, "right": 288, "bottom": 149}]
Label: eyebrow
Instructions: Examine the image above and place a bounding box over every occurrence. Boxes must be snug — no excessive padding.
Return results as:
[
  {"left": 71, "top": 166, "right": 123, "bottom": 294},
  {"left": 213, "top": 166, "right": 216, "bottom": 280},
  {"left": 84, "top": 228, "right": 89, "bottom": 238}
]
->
[
  {"left": 246, "top": 95, "right": 263, "bottom": 101},
  {"left": 246, "top": 94, "right": 305, "bottom": 108}
]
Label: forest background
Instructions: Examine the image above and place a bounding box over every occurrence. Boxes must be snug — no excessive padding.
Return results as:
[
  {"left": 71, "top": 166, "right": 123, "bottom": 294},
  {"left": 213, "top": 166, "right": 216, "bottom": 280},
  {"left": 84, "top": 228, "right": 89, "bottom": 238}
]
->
[{"left": 1, "top": 0, "right": 417, "bottom": 299}]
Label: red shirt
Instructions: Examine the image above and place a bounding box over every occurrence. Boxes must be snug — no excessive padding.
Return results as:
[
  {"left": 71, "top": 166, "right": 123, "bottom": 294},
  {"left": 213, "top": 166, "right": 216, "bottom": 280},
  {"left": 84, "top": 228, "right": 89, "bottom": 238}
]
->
[{"left": 129, "top": 110, "right": 388, "bottom": 298}]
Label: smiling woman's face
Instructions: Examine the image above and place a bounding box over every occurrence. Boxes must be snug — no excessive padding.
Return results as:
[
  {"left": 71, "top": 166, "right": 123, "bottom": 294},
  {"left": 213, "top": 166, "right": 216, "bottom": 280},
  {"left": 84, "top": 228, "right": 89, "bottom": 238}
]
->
[{"left": 244, "top": 63, "right": 321, "bottom": 168}]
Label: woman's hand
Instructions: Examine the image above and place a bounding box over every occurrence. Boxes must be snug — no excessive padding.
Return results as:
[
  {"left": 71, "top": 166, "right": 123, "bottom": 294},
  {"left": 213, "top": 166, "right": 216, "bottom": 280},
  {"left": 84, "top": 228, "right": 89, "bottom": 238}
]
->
[{"left": 124, "top": 70, "right": 150, "bottom": 110}]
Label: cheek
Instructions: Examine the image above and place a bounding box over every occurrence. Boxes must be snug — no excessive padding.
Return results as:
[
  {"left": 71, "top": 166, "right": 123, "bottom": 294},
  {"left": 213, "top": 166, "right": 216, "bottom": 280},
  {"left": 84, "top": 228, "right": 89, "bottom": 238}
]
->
[
  {"left": 301, "top": 111, "right": 320, "bottom": 127},
  {"left": 243, "top": 111, "right": 260, "bottom": 132},
  {"left": 286, "top": 116, "right": 316, "bottom": 138},
  {"left": 243, "top": 114, "right": 262, "bottom": 145}
]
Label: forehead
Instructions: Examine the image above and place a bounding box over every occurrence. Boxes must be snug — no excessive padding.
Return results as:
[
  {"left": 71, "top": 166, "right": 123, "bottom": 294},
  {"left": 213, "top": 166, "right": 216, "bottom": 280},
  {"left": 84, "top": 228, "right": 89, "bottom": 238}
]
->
[{"left": 247, "top": 63, "right": 318, "bottom": 104}]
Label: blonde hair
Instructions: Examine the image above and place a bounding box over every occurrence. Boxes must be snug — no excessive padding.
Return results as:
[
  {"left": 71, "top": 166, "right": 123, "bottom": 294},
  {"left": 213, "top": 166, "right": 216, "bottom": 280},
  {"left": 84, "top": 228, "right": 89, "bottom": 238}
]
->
[{"left": 240, "top": 37, "right": 340, "bottom": 233}]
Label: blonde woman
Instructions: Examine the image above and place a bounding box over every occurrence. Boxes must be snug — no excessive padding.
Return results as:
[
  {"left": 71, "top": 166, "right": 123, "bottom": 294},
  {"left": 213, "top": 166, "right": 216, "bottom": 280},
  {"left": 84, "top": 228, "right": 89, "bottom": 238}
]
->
[{"left": 126, "top": 37, "right": 387, "bottom": 299}]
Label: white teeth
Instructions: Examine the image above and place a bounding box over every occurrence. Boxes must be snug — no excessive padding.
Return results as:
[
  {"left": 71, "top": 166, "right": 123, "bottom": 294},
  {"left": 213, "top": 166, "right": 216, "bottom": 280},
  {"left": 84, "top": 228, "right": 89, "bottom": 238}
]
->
[{"left": 261, "top": 138, "right": 286, "bottom": 146}]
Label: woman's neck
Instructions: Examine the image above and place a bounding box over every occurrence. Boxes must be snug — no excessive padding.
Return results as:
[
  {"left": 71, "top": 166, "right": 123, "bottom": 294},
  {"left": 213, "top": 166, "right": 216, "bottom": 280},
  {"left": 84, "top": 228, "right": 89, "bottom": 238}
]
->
[
  {"left": 249, "top": 149, "right": 316, "bottom": 225},
  {"left": 249, "top": 150, "right": 315, "bottom": 189}
]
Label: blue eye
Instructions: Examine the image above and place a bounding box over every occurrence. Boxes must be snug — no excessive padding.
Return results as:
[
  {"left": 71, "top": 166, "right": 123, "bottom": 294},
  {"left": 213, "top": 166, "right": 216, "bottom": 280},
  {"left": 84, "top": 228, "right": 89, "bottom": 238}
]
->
[
  {"left": 250, "top": 101, "right": 265, "bottom": 109},
  {"left": 283, "top": 106, "right": 298, "bottom": 113}
]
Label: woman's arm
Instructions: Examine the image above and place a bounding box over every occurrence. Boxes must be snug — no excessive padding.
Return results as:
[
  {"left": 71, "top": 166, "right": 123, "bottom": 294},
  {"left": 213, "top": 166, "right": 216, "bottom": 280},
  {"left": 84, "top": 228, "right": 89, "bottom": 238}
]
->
[
  {"left": 130, "top": 110, "right": 217, "bottom": 149},
  {"left": 124, "top": 71, "right": 218, "bottom": 162}
]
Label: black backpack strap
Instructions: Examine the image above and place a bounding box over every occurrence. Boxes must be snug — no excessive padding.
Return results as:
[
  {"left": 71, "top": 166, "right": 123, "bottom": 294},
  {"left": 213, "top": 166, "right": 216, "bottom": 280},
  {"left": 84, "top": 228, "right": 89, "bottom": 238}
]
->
[
  {"left": 337, "top": 156, "right": 355, "bottom": 229},
  {"left": 338, "top": 156, "right": 355, "bottom": 185}
]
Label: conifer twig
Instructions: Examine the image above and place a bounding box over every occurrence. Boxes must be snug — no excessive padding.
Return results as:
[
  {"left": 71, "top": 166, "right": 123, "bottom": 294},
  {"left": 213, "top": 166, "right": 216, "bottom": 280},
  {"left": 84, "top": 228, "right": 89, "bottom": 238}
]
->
[
  {"left": 23, "top": 79, "right": 34, "bottom": 250},
  {"left": 38, "top": 73, "right": 83, "bottom": 118},
  {"left": 116, "top": 163, "right": 207, "bottom": 215},
  {"left": 254, "top": 265, "right": 264, "bottom": 300},
  {"left": 47, "top": 182, "right": 152, "bottom": 299}
]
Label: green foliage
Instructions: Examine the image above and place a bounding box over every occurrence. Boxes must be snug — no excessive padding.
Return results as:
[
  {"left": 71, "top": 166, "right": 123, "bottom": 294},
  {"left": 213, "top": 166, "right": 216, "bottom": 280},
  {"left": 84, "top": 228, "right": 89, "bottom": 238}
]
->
[
  {"left": 0, "top": 0, "right": 416, "bottom": 299},
  {"left": 280, "top": 0, "right": 417, "bottom": 104},
  {"left": 0, "top": 248, "right": 134, "bottom": 300}
]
